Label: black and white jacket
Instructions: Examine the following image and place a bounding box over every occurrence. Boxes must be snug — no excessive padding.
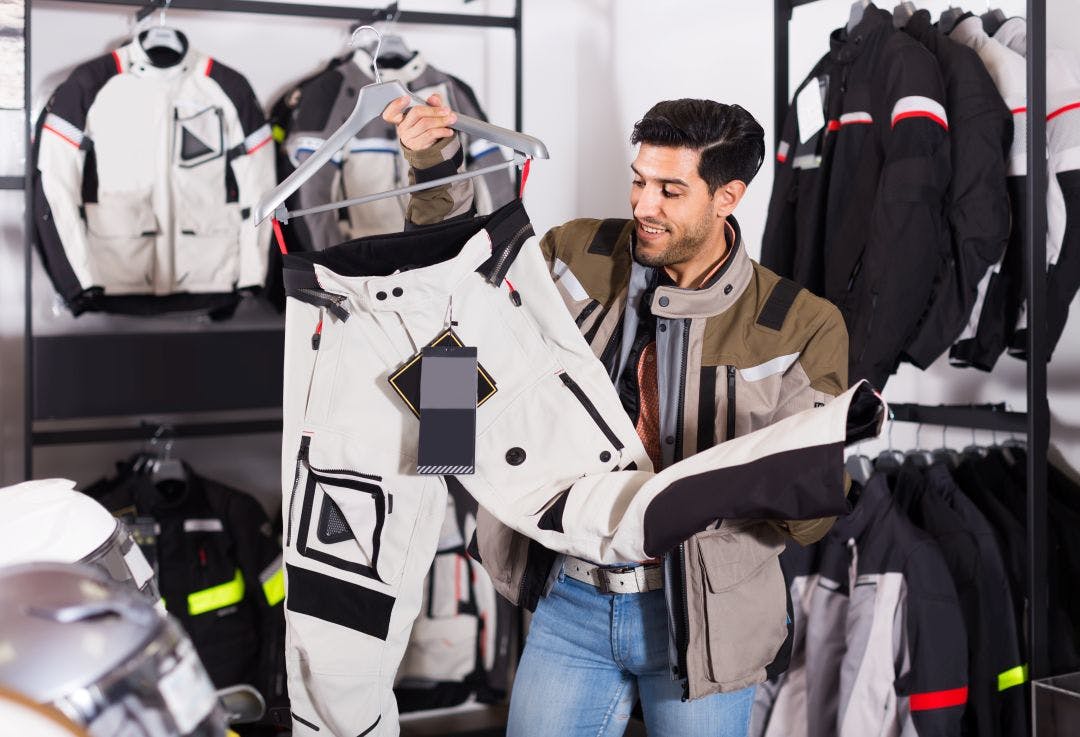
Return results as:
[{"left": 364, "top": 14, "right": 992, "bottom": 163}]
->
[{"left": 33, "top": 34, "right": 275, "bottom": 316}]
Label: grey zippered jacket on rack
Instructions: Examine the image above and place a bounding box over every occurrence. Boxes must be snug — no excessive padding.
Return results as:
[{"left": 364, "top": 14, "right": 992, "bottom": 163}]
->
[
  {"left": 402, "top": 137, "right": 853, "bottom": 699},
  {"left": 278, "top": 47, "right": 514, "bottom": 251}
]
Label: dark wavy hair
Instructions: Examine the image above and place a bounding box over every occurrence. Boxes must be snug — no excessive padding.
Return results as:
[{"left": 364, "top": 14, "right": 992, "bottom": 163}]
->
[{"left": 631, "top": 99, "right": 766, "bottom": 193}]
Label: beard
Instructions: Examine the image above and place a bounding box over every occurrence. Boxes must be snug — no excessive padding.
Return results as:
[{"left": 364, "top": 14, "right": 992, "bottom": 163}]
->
[{"left": 632, "top": 210, "right": 714, "bottom": 269}]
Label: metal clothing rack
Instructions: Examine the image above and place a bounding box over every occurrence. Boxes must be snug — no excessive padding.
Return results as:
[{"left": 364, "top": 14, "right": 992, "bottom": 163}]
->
[
  {"left": 18, "top": 0, "right": 525, "bottom": 470},
  {"left": 775, "top": 0, "right": 1051, "bottom": 682}
]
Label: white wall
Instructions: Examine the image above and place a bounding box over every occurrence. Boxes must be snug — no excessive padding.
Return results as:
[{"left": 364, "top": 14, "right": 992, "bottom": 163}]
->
[{"left": 2, "top": 0, "right": 1079, "bottom": 497}]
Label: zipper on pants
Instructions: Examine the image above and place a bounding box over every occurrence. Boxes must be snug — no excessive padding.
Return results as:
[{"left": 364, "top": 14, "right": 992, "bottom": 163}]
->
[{"left": 286, "top": 435, "right": 311, "bottom": 547}]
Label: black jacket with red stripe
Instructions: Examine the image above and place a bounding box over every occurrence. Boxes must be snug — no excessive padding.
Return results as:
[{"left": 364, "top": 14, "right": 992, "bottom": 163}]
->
[
  {"left": 751, "top": 472, "right": 968, "bottom": 737},
  {"left": 894, "top": 461, "right": 1026, "bottom": 737},
  {"left": 900, "top": 10, "right": 1013, "bottom": 370},
  {"left": 762, "top": 5, "right": 951, "bottom": 388}
]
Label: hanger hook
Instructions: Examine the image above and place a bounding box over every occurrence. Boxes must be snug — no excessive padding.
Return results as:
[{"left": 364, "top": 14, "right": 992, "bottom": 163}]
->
[
  {"left": 350, "top": 25, "right": 383, "bottom": 83},
  {"left": 941, "top": 422, "right": 947, "bottom": 449},
  {"left": 887, "top": 408, "right": 895, "bottom": 452},
  {"left": 159, "top": 0, "right": 172, "bottom": 26},
  {"left": 915, "top": 422, "right": 923, "bottom": 449}
]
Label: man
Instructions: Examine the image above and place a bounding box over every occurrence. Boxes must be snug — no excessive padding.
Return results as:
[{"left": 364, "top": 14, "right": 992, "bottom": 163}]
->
[{"left": 383, "top": 95, "right": 849, "bottom": 737}]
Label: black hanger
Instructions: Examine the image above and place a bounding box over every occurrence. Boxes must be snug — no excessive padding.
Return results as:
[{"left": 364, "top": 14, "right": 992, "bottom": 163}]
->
[
  {"left": 981, "top": 8, "right": 1007, "bottom": 35},
  {"left": 893, "top": 1, "right": 916, "bottom": 28}
]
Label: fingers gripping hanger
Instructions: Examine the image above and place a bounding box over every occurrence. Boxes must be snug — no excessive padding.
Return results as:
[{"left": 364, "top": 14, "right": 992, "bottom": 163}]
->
[{"left": 256, "top": 24, "right": 549, "bottom": 229}]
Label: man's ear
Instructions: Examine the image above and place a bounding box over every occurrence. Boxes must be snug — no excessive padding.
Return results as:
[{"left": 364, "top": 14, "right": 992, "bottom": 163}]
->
[{"left": 714, "top": 180, "right": 748, "bottom": 218}]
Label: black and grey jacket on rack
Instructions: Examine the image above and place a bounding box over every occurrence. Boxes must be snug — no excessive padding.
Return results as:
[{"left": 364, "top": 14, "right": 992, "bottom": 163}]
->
[
  {"left": 401, "top": 137, "right": 853, "bottom": 700},
  {"left": 946, "top": 16, "right": 1029, "bottom": 371},
  {"left": 752, "top": 472, "right": 969, "bottom": 737},
  {"left": 991, "top": 17, "right": 1080, "bottom": 361},
  {"left": 275, "top": 47, "right": 514, "bottom": 251},
  {"left": 32, "top": 34, "right": 275, "bottom": 316},
  {"left": 762, "top": 4, "right": 951, "bottom": 388}
]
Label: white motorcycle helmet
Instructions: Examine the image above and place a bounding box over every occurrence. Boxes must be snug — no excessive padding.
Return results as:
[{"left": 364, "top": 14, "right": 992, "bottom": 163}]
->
[
  {"left": 0, "top": 479, "right": 159, "bottom": 602},
  {"left": 0, "top": 562, "right": 227, "bottom": 737}
]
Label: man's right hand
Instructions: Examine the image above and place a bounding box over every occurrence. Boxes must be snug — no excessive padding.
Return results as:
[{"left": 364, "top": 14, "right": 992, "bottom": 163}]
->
[{"left": 382, "top": 93, "right": 458, "bottom": 152}]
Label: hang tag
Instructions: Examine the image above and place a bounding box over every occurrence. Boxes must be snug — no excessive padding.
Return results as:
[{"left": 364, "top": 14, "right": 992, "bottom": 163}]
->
[
  {"left": 388, "top": 328, "right": 497, "bottom": 419},
  {"left": 796, "top": 77, "right": 827, "bottom": 143},
  {"left": 417, "top": 345, "right": 477, "bottom": 475}
]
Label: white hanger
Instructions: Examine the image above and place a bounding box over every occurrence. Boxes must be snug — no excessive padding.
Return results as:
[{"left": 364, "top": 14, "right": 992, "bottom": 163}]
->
[
  {"left": 848, "top": 0, "right": 871, "bottom": 33},
  {"left": 138, "top": 0, "right": 185, "bottom": 56},
  {"left": 255, "top": 25, "right": 549, "bottom": 225}
]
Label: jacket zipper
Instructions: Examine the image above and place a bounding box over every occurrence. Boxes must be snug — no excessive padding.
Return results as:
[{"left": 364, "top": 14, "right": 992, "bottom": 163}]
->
[
  {"left": 488, "top": 222, "right": 533, "bottom": 286},
  {"left": 286, "top": 435, "right": 311, "bottom": 547},
  {"left": 675, "top": 543, "right": 691, "bottom": 693},
  {"left": 558, "top": 372, "right": 624, "bottom": 450},
  {"left": 726, "top": 365, "right": 737, "bottom": 441},
  {"left": 674, "top": 318, "right": 691, "bottom": 693}
]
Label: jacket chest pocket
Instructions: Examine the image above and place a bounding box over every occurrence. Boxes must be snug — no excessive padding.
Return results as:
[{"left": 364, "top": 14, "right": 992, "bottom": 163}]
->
[
  {"left": 694, "top": 525, "right": 788, "bottom": 685},
  {"left": 296, "top": 468, "right": 389, "bottom": 583},
  {"left": 172, "top": 105, "right": 239, "bottom": 290}
]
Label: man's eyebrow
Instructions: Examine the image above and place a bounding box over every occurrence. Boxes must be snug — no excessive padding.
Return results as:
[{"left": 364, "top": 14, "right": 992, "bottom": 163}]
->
[{"left": 630, "top": 165, "right": 689, "bottom": 187}]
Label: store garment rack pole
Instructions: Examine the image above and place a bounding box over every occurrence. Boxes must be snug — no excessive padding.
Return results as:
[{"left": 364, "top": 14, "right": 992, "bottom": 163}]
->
[
  {"left": 774, "top": 0, "right": 1051, "bottom": 681},
  {"left": 1024, "top": 0, "right": 1050, "bottom": 683},
  {"left": 22, "top": 0, "right": 525, "bottom": 473}
]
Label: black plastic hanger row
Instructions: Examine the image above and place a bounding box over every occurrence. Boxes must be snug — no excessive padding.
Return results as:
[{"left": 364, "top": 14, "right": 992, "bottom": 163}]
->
[{"left": 846, "top": 1, "right": 1013, "bottom": 35}]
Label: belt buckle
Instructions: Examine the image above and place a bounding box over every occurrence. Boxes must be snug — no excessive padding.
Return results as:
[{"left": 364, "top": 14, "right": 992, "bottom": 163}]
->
[{"left": 597, "top": 565, "right": 636, "bottom": 594}]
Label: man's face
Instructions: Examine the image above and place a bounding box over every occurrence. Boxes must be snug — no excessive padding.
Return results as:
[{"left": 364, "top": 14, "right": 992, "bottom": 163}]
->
[{"left": 629, "top": 144, "right": 725, "bottom": 269}]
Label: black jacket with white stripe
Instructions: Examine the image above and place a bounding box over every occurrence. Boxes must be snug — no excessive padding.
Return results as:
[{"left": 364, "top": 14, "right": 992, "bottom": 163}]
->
[{"left": 762, "top": 5, "right": 951, "bottom": 388}]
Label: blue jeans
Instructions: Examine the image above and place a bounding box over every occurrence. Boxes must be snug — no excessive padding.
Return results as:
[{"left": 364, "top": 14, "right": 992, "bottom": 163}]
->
[{"left": 507, "top": 567, "right": 755, "bottom": 737}]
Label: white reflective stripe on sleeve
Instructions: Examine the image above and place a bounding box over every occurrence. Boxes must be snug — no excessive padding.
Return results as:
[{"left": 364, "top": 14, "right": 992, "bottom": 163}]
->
[
  {"left": 891, "top": 95, "right": 948, "bottom": 129},
  {"left": 839, "top": 111, "right": 873, "bottom": 125},
  {"left": 43, "top": 113, "right": 85, "bottom": 148},
  {"left": 259, "top": 554, "right": 283, "bottom": 584},
  {"left": 349, "top": 136, "right": 399, "bottom": 154},
  {"left": 792, "top": 154, "right": 821, "bottom": 170},
  {"left": 552, "top": 257, "right": 590, "bottom": 301},
  {"left": 183, "top": 518, "right": 224, "bottom": 533},
  {"left": 739, "top": 352, "right": 801, "bottom": 382},
  {"left": 243, "top": 123, "right": 272, "bottom": 154},
  {"left": 777, "top": 141, "right": 790, "bottom": 162},
  {"left": 285, "top": 135, "right": 327, "bottom": 166}
]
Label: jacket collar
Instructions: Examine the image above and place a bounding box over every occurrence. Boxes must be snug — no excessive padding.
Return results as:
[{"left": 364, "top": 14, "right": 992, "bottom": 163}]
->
[
  {"left": 646, "top": 215, "right": 755, "bottom": 320},
  {"left": 829, "top": 3, "right": 891, "bottom": 64},
  {"left": 352, "top": 48, "right": 428, "bottom": 84},
  {"left": 830, "top": 470, "right": 891, "bottom": 543},
  {"left": 994, "top": 17, "right": 1027, "bottom": 54},
  {"left": 949, "top": 15, "right": 991, "bottom": 49},
  {"left": 902, "top": 8, "right": 935, "bottom": 42},
  {"left": 121, "top": 36, "right": 204, "bottom": 80}
]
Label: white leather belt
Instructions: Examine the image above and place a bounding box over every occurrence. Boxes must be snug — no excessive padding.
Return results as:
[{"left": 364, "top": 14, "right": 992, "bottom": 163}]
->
[{"left": 563, "top": 555, "right": 664, "bottom": 594}]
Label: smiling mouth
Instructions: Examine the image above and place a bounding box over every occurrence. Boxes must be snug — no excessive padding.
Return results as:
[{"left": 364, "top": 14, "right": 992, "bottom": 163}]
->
[{"left": 638, "top": 222, "right": 667, "bottom": 236}]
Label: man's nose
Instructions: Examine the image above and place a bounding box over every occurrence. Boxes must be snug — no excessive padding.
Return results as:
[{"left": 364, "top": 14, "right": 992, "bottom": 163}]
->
[{"left": 634, "top": 188, "right": 661, "bottom": 220}]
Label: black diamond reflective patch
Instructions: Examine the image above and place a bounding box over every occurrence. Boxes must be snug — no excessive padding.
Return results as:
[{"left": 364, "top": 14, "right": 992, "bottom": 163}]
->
[
  {"left": 317, "top": 495, "right": 354, "bottom": 544},
  {"left": 181, "top": 126, "right": 214, "bottom": 160}
]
